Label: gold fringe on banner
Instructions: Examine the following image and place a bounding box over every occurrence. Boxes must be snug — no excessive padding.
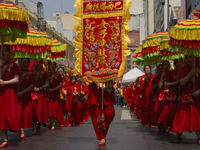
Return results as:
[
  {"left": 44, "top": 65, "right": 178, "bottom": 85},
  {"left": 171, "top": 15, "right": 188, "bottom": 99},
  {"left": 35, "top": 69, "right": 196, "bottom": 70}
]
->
[{"left": 73, "top": 0, "right": 132, "bottom": 82}]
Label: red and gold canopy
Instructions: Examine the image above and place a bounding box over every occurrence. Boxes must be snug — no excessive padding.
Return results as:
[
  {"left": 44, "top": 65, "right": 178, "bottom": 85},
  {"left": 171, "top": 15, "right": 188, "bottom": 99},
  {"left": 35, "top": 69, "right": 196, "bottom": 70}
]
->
[{"left": 0, "top": 2, "right": 29, "bottom": 42}]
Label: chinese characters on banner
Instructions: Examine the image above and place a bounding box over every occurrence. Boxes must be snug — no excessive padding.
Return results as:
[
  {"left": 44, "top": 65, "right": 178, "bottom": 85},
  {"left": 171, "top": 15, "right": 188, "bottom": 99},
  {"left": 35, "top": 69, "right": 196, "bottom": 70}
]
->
[{"left": 73, "top": 0, "right": 132, "bottom": 82}]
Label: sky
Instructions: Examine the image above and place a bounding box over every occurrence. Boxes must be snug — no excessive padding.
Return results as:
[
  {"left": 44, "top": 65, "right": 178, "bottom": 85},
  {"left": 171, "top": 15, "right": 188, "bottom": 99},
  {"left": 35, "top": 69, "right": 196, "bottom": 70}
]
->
[{"left": 31, "top": 0, "right": 76, "bottom": 18}]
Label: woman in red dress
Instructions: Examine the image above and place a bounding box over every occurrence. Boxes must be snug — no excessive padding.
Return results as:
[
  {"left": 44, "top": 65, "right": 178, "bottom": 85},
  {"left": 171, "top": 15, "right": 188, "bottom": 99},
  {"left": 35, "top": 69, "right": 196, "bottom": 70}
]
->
[
  {"left": 171, "top": 55, "right": 200, "bottom": 143},
  {"left": 171, "top": 55, "right": 200, "bottom": 144},
  {"left": 131, "top": 77, "right": 141, "bottom": 117},
  {"left": 157, "top": 59, "right": 183, "bottom": 135},
  {"left": 66, "top": 76, "right": 81, "bottom": 127},
  {"left": 48, "top": 62, "right": 62, "bottom": 131},
  {"left": 138, "top": 66, "right": 155, "bottom": 125},
  {"left": 89, "top": 81, "right": 115, "bottom": 146},
  {"left": 57, "top": 67, "right": 69, "bottom": 127},
  {"left": 0, "top": 45, "right": 19, "bottom": 148},
  {"left": 17, "top": 58, "right": 34, "bottom": 139},
  {"left": 155, "top": 61, "right": 170, "bottom": 131},
  {"left": 77, "top": 75, "right": 90, "bottom": 124},
  {"left": 147, "top": 64, "right": 163, "bottom": 127},
  {"left": 32, "top": 59, "right": 49, "bottom": 135}
]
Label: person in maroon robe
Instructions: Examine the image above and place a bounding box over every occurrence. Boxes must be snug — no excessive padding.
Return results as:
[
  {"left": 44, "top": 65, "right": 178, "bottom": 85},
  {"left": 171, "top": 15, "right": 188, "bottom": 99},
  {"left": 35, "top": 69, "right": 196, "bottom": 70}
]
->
[
  {"left": 66, "top": 76, "right": 81, "bottom": 127},
  {"left": 32, "top": 59, "right": 49, "bottom": 135},
  {"left": 17, "top": 58, "right": 34, "bottom": 139},
  {"left": 158, "top": 59, "right": 183, "bottom": 135},
  {"left": 89, "top": 81, "right": 115, "bottom": 146},
  {"left": 171, "top": 55, "right": 200, "bottom": 144},
  {"left": 138, "top": 65, "right": 155, "bottom": 125},
  {"left": 57, "top": 67, "right": 69, "bottom": 127},
  {"left": 77, "top": 75, "right": 90, "bottom": 124},
  {"left": 0, "top": 45, "right": 19, "bottom": 148},
  {"left": 147, "top": 64, "right": 163, "bottom": 127},
  {"left": 47, "top": 62, "right": 62, "bottom": 131}
]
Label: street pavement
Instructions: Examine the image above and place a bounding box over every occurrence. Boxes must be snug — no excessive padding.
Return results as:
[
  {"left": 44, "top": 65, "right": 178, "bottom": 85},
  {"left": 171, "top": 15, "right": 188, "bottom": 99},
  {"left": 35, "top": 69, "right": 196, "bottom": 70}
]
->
[{"left": 3, "top": 106, "right": 200, "bottom": 150}]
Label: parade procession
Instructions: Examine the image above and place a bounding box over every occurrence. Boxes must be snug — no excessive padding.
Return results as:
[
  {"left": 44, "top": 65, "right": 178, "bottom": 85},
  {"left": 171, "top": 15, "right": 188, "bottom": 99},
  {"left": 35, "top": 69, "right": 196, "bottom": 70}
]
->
[{"left": 0, "top": 0, "right": 200, "bottom": 150}]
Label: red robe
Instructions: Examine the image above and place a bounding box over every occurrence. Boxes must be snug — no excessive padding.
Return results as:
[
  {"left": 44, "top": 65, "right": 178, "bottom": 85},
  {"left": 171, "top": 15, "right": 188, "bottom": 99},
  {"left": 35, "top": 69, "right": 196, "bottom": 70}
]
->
[
  {"left": 66, "top": 83, "right": 81, "bottom": 126},
  {"left": 171, "top": 64, "right": 200, "bottom": 133},
  {"left": 0, "top": 61, "right": 19, "bottom": 131},
  {"left": 139, "top": 74, "right": 155, "bottom": 108},
  {"left": 79, "top": 82, "right": 90, "bottom": 123},
  {"left": 89, "top": 82, "right": 115, "bottom": 140},
  {"left": 138, "top": 74, "right": 155, "bottom": 125},
  {"left": 58, "top": 76, "right": 69, "bottom": 125},
  {"left": 32, "top": 70, "right": 49, "bottom": 123},
  {"left": 146, "top": 74, "right": 164, "bottom": 126},
  {"left": 18, "top": 71, "right": 34, "bottom": 128},
  {"left": 48, "top": 72, "right": 62, "bottom": 120},
  {"left": 157, "top": 70, "right": 179, "bottom": 126}
]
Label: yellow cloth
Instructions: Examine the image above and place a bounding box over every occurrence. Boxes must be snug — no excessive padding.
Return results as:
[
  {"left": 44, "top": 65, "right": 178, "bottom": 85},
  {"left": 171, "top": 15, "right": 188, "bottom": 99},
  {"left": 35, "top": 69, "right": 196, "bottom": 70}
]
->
[
  {"left": 113, "top": 83, "right": 117, "bottom": 89},
  {"left": 120, "top": 89, "right": 123, "bottom": 97}
]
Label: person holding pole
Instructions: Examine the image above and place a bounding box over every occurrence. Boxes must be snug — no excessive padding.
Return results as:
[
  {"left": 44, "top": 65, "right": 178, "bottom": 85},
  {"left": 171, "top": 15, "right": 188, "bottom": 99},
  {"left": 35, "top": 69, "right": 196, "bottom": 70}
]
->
[{"left": 89, "top": 81, "right": 115, "bottom": 146}]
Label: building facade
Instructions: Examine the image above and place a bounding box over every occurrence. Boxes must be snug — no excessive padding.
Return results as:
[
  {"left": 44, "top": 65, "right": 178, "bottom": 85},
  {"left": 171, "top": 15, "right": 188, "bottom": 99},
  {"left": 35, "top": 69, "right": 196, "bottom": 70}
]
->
[
  {"left": 125, "top": 30, "right": 140, "bottom": 73},
  {"left": 154, "top": 0, "right": 181, "bottom": 32},
  {"left": 45, "top": 17, "right": 63, "bottom": 34},
  {"left": 53, "top": 13, "right": 77, "bottom": 42}
]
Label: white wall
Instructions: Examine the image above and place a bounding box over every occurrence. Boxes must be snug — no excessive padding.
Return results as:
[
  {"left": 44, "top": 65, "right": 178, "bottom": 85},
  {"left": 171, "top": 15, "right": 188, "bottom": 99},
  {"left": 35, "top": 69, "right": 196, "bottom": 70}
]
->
[
  {"left": 130, "top": 0, "right": 143, "bottom": 15},
  {"left": 46, "top": 18, "right": 63, "bottom": 34},
  {"left": 63, "top": 30, "right": 76, "bottom": 42},
  {"left": 56, "top": 19, "right": 63, "bottom": 34},
  {"left": 139, "top": 14, "right": 145, "bottom": 44},
  {"left": 19, "top": 0, "right": 37, "bottom": 14},
  {"left": 128, "top": 16, "right": 140, "bottom": 31}
]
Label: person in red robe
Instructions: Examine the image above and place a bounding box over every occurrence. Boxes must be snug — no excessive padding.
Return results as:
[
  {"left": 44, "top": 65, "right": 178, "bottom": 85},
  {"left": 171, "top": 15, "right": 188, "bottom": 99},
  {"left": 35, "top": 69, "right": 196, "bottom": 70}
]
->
[
  {"left": 32, "top": 59, "right": 49, "bottom": 135},
  {"left": 66, "top": 76, "right": 81, "bottom": 127},
  {"left": 77, "top": 75, "right": 90, "bottom": 124},
  {"left": 131, "top": 77, "right": 141, "bottom": 117},
  {"left": 57, "top": 67, "right": 69, "bottom": 127},
  {"left": 155, "top": 61, "right": 170, "bottom": 132},
  {"left": 138, "top": 65, "right": 155, "bottom": 125},
  {"left": 17, "top": 58, "right": 34, "bottom": 139},
  {"left": 47, "top": 62, "right": 62, "bottom": 131},
  {"left": 89, "top": 81, "right": 115, "bottom": 146},
  {"left": 0, "top": 45, "right": 19, "bottom": 148},
  {"left": 147, "top": 64, "right": 163, "bottom": 127},
  {"left": 171, "top": 55, "right": 200, "bottom": 144},
  {"left": 157, "top": 59, "right": 183, "bottom": 135}
]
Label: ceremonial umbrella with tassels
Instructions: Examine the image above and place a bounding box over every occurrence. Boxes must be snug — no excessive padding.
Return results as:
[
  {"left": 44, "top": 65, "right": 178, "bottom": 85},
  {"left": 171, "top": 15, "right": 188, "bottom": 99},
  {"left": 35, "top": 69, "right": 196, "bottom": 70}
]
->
[
  {"left": 133, "top": 45, "right": 143, "bottom": 65},
  {"left": 159, "top": 36, "right": 184, "bottom": 61},
  {"left": 134, "top": 32, "right": 169, "bottom": 65},
  {"left": 46, "top": 38, "right": 67, "bottom": 62},
  {"left": 168, "top": 19, "right": 200, "bottom": 57},
  {"left": 0, "top": 2, "right": 29, "bottom": 78},
  {"left": 168, "top": 17, "right": 200, "bottom": 91},
  {"left": 5, "top": 29, "right": 51, "bottom": 60},
  {"left": 141, "top": 32, "right": 169, "bottom": 65}
]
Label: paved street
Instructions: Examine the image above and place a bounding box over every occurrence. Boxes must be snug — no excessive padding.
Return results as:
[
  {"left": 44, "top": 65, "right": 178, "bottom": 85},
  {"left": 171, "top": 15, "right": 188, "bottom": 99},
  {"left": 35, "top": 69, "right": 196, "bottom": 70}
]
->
[{"left": 3, "top": 106, "right": 200, "bottom": 150}]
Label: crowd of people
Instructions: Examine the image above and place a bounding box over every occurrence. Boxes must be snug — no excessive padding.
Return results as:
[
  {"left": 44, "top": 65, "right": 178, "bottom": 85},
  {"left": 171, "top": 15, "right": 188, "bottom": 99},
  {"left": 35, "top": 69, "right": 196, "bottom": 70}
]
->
[
  {"left": 2, "top": 43, "right": 200, "bottom": 147},
  {"left": 121, "top": 55, "right": 200, "bottom": 145},
  {"left": 0, "top": 45, "right": 92, "bottom": 148}
]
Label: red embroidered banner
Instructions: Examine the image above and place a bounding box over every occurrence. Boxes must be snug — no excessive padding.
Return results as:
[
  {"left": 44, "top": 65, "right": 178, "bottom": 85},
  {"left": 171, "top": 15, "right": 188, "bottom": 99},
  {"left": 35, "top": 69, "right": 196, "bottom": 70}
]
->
[
  {"left": 74, "top": 0, "right": 132, "bottom": 82},
  {"left": 83, "top": 16, "right": 122, "bottom": 78}
]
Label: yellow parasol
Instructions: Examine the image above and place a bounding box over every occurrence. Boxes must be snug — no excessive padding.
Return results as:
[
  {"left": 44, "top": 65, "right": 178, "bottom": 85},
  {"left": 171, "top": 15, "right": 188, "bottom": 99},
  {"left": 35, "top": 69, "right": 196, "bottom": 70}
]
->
[
  {"left": 5, "top": 29, "right": 51, "bottom": 59},
  {"left": 46, "top": 38, "right": 67, "bottom": 61}
]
